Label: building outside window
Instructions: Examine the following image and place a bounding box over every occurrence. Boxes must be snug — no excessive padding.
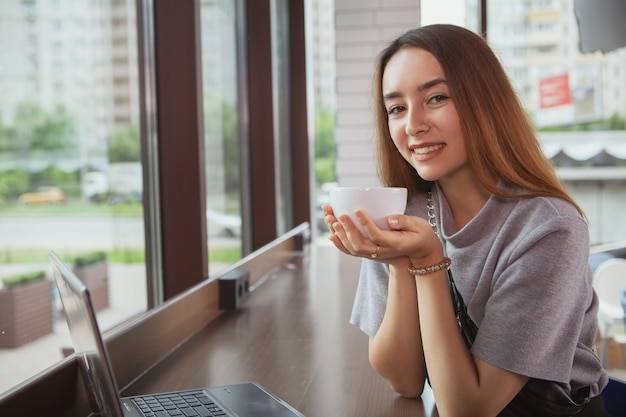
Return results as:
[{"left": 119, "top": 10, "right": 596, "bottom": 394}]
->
[
  {"left": 487, "top": 0, "right": 626, "bottom": 245},
  {"left": 0, "top": 0, "right": 146, "bottom": 392}
]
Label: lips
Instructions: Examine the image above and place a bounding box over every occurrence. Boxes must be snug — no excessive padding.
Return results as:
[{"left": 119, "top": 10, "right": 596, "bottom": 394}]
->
[{"left": 412, "top": 143, "right": 445, "bottom": 155}]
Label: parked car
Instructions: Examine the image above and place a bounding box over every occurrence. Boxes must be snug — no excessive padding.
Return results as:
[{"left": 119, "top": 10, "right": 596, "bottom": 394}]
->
[
  {"left": 17, "top": 187, "right": 66, "bottom": 205},
  {"left": 206, "top": 208, "right": 242, "bottom": 237}
]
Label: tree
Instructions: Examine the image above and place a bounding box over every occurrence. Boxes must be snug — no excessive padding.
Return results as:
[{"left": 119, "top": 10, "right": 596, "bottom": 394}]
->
[
  {"left": 31, "top": 105, "right": 74, "bottom": 150},
  {"left": 12, "top": 102, "right": 74, "bottom": 152},
  {"left": 107, "top": 126, "right": 140, "bottom": 162},
  {"left": 314, "top": 107, "right": 336, "bottom": 186},
  {"left": 220, "top": 100, "right": 239, "bottom": 192},
  {"left": 607, "top": 113, "right": 626, "bottom": 130},
  {"left": 204, "top": 94, "right": 239, "bottom": 194},
  {"left": 539, "top": 112, "right": 626, "bottom": 132},
  {"left": 0, "top": 116, "right": 17, "bottom": 152},
  {"left": 0, "top": 169, "right": 28, "bottom": 201}
]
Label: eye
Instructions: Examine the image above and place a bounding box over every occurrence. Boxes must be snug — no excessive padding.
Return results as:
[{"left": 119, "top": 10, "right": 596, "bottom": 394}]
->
[
  {"left": 428, "top": 94, "right": 449, "bottom": 105},
  {"left": 387, "top": 105, "right": 406, "bottom": 115}
]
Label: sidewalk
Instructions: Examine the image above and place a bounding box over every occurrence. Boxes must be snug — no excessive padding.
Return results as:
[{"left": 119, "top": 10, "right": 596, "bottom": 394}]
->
[{"left": 0, "top": 263, "right": 147, "bottom": 393}]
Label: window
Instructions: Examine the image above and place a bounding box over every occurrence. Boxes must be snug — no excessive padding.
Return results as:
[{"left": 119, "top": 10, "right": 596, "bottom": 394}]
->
[
  {"left": 1, "top": 0, "right": 312, "bottom": 396},
  {"left": 200, "top": 0, "right": 244, "bottom": 273},
  {"left": 488, "top": 0, "right": 626, "bottom": 245},
  {"left": 0, "top": 0, "right": 145, "bottom": 392}
]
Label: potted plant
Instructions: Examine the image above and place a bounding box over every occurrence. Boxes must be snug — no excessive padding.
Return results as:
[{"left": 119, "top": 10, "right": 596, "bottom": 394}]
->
[
  {"left": 73, "top": 251, "right": 109, "bottom": 311},
  {"left": 0, "top": 270, "right": 53, "bottom": 348}
]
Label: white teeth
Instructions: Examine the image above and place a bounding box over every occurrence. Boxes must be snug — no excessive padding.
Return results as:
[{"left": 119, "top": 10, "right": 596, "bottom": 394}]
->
[{"left": 413, "top": 144, "right": 444, "bottom": 155}]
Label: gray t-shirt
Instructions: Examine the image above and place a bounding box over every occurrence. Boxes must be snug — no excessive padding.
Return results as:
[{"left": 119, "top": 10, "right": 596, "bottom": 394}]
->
[{"left": 349, "top": 184, "right": 608, "bottom": 395}]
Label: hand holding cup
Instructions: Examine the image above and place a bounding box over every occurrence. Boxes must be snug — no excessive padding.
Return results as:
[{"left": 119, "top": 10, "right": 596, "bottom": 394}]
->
[{"left": 329, "top": 187, "right": 408, "bottom": 237}]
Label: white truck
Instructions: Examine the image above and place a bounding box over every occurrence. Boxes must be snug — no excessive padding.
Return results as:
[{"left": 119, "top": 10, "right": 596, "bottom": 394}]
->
[{"left": 82, "top": 162, "right": 143, "bottom": 204}]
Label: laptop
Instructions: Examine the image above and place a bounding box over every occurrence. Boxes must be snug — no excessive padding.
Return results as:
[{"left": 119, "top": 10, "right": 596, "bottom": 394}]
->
[{"left": 49, "top": 251, "right": 305, "bottom": 417}]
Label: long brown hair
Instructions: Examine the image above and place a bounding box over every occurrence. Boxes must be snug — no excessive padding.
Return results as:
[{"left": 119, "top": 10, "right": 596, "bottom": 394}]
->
[{"left": 374, "top": 24, "right": 583, "bottom": 216}]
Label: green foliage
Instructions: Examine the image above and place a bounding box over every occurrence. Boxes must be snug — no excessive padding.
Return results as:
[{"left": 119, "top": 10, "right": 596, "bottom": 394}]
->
[
  {"left": 315, "top": 107, "right": 336, "bottom": 159},
  {"left": 314, "top": 107, "right": 336, "bottom": 186},
  {"left": 33, "top": 105, "right": 74, "bottom": 150},
  {"left": 0, "top": 169, "right": 29, "bottom": 200},
  {"left": 30, "top": 166, "right": 79, "bottom": 193},
  {"left": 209, "top": 247, "right": 242, "bottom": 264},
  {"left": 608, "top": 113, "right": 626, "bottom": 130},
  {"left": 204, "top": 94, "right": 239, "bottom": 193},
  {"left": 107, "top": 249, "right": 145, "bottom": 264},
  {"left": 0, "top": 248, "right": 142, "bottom": 265},
  {"left": 0, "top": 166, "right": 80, "bottom": 201},
  {"left": 0, "top": 247, "right": 241, "bottom": 267},
  {"left": 107, "top": 126, "right": 141, "bottom": 162},
  {"left": 73, "top": 251, "right": 107, "bottom": 268},
  {"left": 221, "top": 100, "right": 239, "bottom": 192},
  {"left": 1, "top": 270, "right": 46, "bottom": 288},
  {"left": 539, "top": 113, "right": 626, "bottom": 132},
  {"left": 0, "top": 117, "right": 17, "bottom": 152},
  {"left": 315, "top": 157, "right": 335, "bottom": 185},
  {"left": 10, "top": 102, "right": 74, "bottom": 151},
  {"left": 0, "top": 101, "right": 79, "bottom": 200}
]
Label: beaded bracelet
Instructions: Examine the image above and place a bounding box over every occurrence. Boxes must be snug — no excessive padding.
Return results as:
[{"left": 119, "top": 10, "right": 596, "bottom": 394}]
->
[{"left": 407, "top": 257, "right": 451, "bottom": 276}]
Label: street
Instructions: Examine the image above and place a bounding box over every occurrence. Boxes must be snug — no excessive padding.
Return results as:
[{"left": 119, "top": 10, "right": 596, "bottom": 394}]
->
[
  {"left": 0, "top": 215, "right": 145, "bottom": 250},
  {"left": 0, "top": 215, "right": 241, "bottom": 252}
]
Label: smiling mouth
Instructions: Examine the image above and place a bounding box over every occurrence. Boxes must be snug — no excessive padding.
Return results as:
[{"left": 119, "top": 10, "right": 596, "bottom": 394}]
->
[{"left": 412, "top": 144, "right": 445, "bottom": 155}]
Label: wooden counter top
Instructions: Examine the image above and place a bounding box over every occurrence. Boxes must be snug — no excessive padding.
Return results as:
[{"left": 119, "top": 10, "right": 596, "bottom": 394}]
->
[
  {"left": 0, "top": 226, "right": 437, "bottom": 416},
  {"left": 122, "top": 242, "right": 436, "bottom": 417}
]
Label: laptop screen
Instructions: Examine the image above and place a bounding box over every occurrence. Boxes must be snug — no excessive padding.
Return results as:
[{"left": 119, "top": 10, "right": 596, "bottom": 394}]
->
[{"left": 50, "top": 251, "right": 124, "bottom": 417}]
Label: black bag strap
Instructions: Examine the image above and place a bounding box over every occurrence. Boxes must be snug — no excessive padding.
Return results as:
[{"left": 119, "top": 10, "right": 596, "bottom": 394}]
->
[{"left": 447, "top": 269, "right": 478, "bottom": 349}]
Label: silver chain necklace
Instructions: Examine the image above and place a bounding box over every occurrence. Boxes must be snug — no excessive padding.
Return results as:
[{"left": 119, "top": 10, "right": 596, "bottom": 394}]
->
[{"left": 427, "top": 191, "right": 439, "bottom": 237}]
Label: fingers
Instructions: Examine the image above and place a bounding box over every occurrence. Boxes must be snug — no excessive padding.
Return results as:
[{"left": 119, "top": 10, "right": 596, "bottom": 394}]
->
[
  {"left": 331, "top": 213, "right": 381, "bottom": 258},
  {"left": 327, "top": 229, "right": 349, "bottom": 254},
  {"left": 322, "top": 204, "right": 352, "bottom": 254},
  {"left": 329, "top": 214, "right": 358, "bottom": 251},
  {"left": 326, "top": 207, "right": 444, "bottom": 265},
  {"left": 321, "top": 204, "right": 337, "bottom": 234},
  {"left": 322, "top": 204, "right": 378, "bottom": 241}
]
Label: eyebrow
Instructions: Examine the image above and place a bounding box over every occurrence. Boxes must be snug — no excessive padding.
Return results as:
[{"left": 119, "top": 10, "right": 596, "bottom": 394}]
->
[{"left": 383, "top": 78, "right": 448, "bottom": 101}]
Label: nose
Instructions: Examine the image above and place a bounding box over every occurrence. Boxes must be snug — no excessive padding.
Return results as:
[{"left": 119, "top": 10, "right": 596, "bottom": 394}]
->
[{"left": 405, "top": 105, "right": 428, "bottom": 136}]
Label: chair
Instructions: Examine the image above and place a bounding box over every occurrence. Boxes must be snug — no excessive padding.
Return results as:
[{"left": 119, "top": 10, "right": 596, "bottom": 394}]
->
[
  {"left": 589, "top": 252, "right": 616, "bottom": 272},
  {"left": 601, "top": 376, "right": 626, "bottom": 417},
  {"left": 592, "top": 258, "right": 626, "bottom": 367}
]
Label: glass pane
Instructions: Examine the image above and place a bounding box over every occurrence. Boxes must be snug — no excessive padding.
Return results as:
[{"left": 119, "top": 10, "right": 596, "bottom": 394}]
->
[
  {"left": 0, "top": 0, "right": 146, "bottom": 392},
  {"left": 272, "top": 0, "right": 293, "bottom": 236},
  {"left": 309, "top": 0, "right": 337, "bottom": 237},
  {"left": 488, "top": 0, "right": 626, "bottom": 245},
  {"left": 200, "top": 0, "right": 243, "bottom": 273},
  {"left": 421, "top": 0, "right": 481, "bottom": 32}
]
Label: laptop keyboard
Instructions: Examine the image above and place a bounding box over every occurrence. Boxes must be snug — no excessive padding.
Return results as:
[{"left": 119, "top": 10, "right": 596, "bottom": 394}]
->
[{"left": 133, "top": 390, "right": 228, "bottom": 417}]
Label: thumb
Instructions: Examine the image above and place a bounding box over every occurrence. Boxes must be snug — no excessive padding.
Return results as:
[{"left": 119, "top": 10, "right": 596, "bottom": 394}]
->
[
  {"left": 387, "top": 214, "right": 404, "bottom": 230},
  {"left": 387, "top": 214, "right": 429, "bottom": 231}
]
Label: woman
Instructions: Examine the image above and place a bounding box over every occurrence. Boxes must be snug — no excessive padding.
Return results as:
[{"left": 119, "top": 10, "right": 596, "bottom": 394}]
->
[{"left": 323, "top": 24, "right": 609, "bottom": 416}]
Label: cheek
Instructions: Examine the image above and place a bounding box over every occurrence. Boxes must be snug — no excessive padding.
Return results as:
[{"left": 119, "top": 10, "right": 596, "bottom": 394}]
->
[
  {"left": 388, "top": 120, "right": 406, "bottom": 148},
  {"left": 437, "top": 109, "right": 465, "bottom": 147},
  {"left": 447, "top": 123, "right": 469, "bottom": 164},
  {"left": 450, "top": 122, "right": 466, "bottom": 153}
]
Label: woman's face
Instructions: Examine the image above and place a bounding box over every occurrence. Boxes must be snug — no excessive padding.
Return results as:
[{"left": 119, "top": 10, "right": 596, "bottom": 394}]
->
[{"left": 382, "top": 47, "right": 469, "bottom": 184}]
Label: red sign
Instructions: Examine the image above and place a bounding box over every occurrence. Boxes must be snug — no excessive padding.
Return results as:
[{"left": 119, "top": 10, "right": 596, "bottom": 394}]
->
[{"left": 539, "top": 74, "right": 572, "bottom": 109}]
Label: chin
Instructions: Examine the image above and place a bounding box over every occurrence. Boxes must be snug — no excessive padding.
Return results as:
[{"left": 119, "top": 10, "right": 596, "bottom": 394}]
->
[{"left": 414, "top": 169, "right": 439, "bottom": 182}]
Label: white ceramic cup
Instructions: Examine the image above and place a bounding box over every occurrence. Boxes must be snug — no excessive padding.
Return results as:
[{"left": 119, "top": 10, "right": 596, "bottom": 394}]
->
[{"left": 329, "top": 187, "right": 408, "bottom": 237}]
